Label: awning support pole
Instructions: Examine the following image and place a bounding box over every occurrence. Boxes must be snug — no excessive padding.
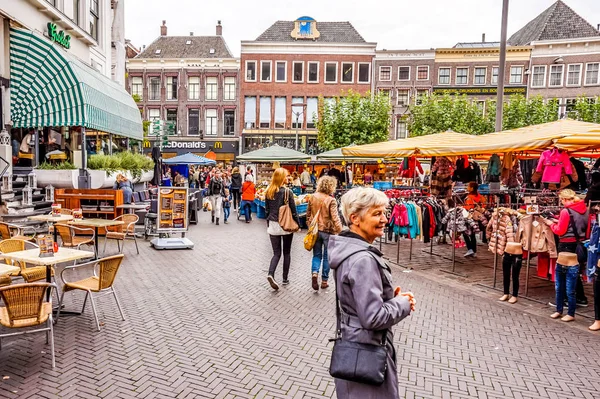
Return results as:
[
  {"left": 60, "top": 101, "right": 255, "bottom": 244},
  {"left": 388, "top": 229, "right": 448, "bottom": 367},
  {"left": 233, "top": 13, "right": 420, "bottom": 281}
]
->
[{"left": 78, "top": 127, "right": 90, "bottom": 189}]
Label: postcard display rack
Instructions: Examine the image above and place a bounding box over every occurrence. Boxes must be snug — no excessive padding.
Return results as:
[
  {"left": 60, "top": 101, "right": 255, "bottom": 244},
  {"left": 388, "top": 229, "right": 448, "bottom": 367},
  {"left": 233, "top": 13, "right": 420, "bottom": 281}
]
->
[{"left": 150, "top": 187, "right": 194, "bottom": 250}]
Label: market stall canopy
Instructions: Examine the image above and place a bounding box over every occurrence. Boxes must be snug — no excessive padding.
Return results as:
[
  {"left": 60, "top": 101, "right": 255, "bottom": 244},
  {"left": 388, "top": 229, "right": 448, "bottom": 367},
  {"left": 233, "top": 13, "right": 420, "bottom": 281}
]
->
[
  {"left": 162, "top": 152, "right": 216, "bottom": 165},
  {"left": 237, "top": 144, "right": 311, "bottom": 162},
  {"left": 316, "top": 145, "right": 378, "bottom": 162},
  {"left": 9, "top": 27, "right": 143, "bottom": 140}
]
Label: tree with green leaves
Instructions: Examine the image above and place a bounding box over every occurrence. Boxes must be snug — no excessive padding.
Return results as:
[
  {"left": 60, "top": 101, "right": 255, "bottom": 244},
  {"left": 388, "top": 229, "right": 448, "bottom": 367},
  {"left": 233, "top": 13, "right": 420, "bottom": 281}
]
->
[
  {"left": 567, "top": 96, "right": 600, "bottom": 122},
  {"left": 316, "top": 90, "right": 392, "bottom": 151}
]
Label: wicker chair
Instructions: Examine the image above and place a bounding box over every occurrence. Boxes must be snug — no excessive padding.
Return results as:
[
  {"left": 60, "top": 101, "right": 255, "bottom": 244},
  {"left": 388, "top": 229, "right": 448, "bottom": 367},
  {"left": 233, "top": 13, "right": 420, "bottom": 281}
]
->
[
  {"left": 102, "top": 215, "right": 139, "bottom": 255},
  {"left": 54, "top": 224, "right": 96, "bottom": 257},
  {"left": 0, "top": 239, "right": 49, "bottom": 283},
  {"left": 0, "top": 282, "right": 56, "bottom": 368},
  {"left": 57, "top": 254, "right": 125, "bottom": 331},
  {"left": 0, "top": 221, "right": 35, "bottom": 242},
  {"left": 47, "top": 209, "right": 73, "bottom": 235}
]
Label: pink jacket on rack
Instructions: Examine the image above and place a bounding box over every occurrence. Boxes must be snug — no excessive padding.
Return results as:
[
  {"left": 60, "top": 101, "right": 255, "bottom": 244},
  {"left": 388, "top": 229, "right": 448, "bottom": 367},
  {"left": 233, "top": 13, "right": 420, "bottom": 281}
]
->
[
  {"left": 536, "top": 149, "right": 572, "bottom": 184},
  {"left": 390, "top": 204, "right": 409, "bottom": 226}
]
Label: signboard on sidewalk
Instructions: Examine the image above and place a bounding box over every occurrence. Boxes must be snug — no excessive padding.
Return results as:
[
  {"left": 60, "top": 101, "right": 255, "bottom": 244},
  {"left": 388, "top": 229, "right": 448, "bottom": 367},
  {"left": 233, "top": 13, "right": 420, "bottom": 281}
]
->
[{"left": 157, "top": 187, "right": 188, "bottom": 232}]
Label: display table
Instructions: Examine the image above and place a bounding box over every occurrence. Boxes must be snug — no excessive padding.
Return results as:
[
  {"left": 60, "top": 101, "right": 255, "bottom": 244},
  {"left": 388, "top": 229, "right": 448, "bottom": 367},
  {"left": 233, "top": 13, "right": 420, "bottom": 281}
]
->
[
  {"left": 29, "top": 214, "right": 74, "bottom": 242},
  {"left": 69, "top": 219, "right": 124, "bottom": 257}
]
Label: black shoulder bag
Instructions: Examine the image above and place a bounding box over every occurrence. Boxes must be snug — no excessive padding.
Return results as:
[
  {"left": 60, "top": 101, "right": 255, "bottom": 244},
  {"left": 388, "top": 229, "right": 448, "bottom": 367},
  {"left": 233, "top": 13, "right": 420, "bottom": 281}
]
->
[{"left": 329, "top": 251, "right": 388, "bottom": 386}]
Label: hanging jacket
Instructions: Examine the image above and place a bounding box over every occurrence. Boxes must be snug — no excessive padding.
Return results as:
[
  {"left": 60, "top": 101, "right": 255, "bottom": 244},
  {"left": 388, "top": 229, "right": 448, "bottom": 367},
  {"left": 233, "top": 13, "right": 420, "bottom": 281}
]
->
[
  {"left": 486, "top": 211, "right": 517, "bottom": 255},
  {"left": 399, "top": 157, "right": 424, "bottom": 178},
  {"left": 587, "top": 222, "right": 600, "bottom": 277},
  {"left": 442, "top": 207, "right": 468, "bottom": 234},
  {"left": 517, "top": 215, "right": 558, "bottom": 258},
  {"left": 536, "top": 149, "right": 573, "bottom": 184},
  {"left": 487, "top": 154, "right": 502, "bottom": 182},
  {"left": 502, "top": 160, "right": 524, "bottom": 188}
]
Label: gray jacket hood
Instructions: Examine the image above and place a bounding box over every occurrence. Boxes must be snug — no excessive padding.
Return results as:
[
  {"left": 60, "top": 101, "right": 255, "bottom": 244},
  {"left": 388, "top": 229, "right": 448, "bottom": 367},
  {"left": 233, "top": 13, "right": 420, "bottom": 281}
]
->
[{"left": 328, "top": 232, "right": 381, "bottom": 270}]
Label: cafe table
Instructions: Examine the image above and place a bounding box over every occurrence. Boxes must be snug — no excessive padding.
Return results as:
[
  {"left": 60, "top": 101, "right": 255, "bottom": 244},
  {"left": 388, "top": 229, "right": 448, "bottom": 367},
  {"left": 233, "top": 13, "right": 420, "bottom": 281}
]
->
[
  {"left": 28, "top": 214, "right": 74, "bottom": 242},
  {"left": 117, "top": 204, "right": 148, "bottom": 214},
  {"left": 68, "top": 218, "right": 124, "bottom": 257}
]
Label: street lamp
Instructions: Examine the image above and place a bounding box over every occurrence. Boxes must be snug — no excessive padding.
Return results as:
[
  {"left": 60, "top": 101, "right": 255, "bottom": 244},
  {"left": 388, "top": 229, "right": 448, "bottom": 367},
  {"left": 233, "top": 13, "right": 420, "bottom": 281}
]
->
[{"left": 291, "top": 102, "right": 307, "bottom": 151}]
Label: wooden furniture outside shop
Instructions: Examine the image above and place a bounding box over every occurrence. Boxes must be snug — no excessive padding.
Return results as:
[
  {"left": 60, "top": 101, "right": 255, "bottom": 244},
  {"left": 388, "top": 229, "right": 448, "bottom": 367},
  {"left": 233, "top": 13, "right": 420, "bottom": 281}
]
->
[{"left": 54, "top": 189, "right": 124, "bottom": 223}]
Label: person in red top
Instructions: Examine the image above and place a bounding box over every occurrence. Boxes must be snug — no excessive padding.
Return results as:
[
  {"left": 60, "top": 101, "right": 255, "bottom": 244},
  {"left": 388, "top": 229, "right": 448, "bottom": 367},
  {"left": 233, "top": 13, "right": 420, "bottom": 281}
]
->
[
  {"left": 240, "top": 174, "right": 256, "bottom": 223},
  {"left": 464, "top": 182, "right": 488, "bottom": 244},
  {"left": 544, "top": 189, "right": 589, "bottom": 321}
]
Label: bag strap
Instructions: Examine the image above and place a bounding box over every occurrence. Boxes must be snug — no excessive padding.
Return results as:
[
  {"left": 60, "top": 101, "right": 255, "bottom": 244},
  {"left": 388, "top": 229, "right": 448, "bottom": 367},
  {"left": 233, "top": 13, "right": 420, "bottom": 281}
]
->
[{"left": 332, "top": 249, "right": 388, "bottom": 346}]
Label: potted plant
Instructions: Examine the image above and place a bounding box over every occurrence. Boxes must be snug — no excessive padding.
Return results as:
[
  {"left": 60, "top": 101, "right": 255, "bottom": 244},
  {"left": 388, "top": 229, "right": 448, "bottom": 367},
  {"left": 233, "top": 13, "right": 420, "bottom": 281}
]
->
[
  {"left": 87, "top": 152, "right": 154, "bottom": 188},
  {"left": 34, "top": 161, "right": 79, "bottom": 188}
]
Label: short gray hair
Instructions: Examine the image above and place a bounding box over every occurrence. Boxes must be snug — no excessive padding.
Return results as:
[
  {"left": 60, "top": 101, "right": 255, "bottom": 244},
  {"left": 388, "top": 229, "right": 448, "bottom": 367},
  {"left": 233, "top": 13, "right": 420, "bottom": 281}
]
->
[{"left": 340, "top": 187, "right": 389, "bottom": 224}]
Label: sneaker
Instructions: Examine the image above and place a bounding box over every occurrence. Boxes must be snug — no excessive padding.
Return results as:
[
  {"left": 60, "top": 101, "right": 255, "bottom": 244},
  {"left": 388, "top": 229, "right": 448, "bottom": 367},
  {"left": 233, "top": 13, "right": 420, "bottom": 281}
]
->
[
  {"left": 267, "top": 275, "right": 279, "bottom": 290},
  {"left": 312, "top": 273, "right": 319, "bottom": 291},
  {"left": 464, "top": 250, "right": 474, "bottom": 257},
  {"left": 577, "top": 299, "right": 589, "bottom": 307},
  {"left": 282, "top": 280, "right": 290, "bottom": 285}
]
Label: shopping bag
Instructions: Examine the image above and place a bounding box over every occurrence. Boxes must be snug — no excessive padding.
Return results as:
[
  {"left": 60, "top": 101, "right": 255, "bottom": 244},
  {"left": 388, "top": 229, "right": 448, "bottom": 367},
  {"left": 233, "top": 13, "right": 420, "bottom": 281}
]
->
[
  {"left": 202, "top": 198, "right": 212, "bottom": 211},
  {"left": 304, "top": 209, "right": 321, "bottom": 251}
]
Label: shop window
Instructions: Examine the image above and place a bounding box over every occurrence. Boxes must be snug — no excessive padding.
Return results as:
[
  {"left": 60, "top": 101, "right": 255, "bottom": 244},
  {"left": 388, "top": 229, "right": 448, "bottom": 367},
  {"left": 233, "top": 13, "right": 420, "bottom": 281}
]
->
[
  {"left": 293, "top": 62, "right": 304, "bottom": 83},
  {"left": 276, "top": 61, "right": 287, "bottom": 82},
  {"left": 291, "top": 97, "right": 304, "bottom": 129},
  {"left": 531, "top": 65, "right": 546, "bottom": 87},
  {"left": 397, "top": 89, "right": 410, "bottom": 106},
  {"left": 438, "top": 68, "right": 450, "bottom": 85},
  {"left": 188, "top": 76, "right": 200, "bottom": 100},
  {"left": 205, "top": 109, "right": 217, "bottom": 136},
  {"left": 246, "top": 61, "right": 256, "bottom": 82},
  {"left": 224, "top": 110, "right": 235, "bottom": 136},
  {"left": 260, "top": 61, "right": 272, "bottom": 82},
  {"left": 474, "top": 68, "right": 486, "bottom": 85},
  {"left": 188, "top": 109, "right": 200, "bottom": 136},
  {"left": 549, "top": 65, "right": 564, "bottom": 87},
  {"left": 510, "top": 66, "right": 523, "bottom": 84},
  {"left": 149, "top": 77, "right": 160, "bottom": 100},
  {"left": 306, "top": 98, "right": 318, "bottom": 129},
  {"left": 274, "top": 97, "right": 286, "bottom": 128},
  {"left": 224, "top": 77, "right": 235, "bottom": 101},
  {"left": 585, "top": 63, "right": 599, "bottom": 85},
  {"left": 379, "top": 66, "right": 391, "bottom": 81},
  {"left": 166, "top": 76, "right": 178, "bottom": 100},
  {"left": 417, "top": 66, "right": 429, "bottom": 81},
  {"left": 342, "top": 63, "right": 354, "bottom": 83},
  {"left": 358, "top": 63, "right": 370, "bottom": 83},
  {"left": 259, "top": 97, "right": 271, "bottom": 129},
  {"left": 131, "top": 77, "right": 143, "bottom": 100},
  {"left": 567, "top": 64, "right": 582, "bottom": 86},
  {"left": 205, "top": 77, "right": 218, "bottom": 101},
  {"left": 244, "top": 97, "right": 256, "bottom": 129},
  {"left": 398, "top": 67, "right": 410, "bottom": 81},
  {"left": 491, "top": 67, "right": 499, "bottom": 85},
  {"left": 456, "top": 68, "right": 468, "bottom": 85},
  {"left": 325, "top": 63, "right": 338, "bottom": 83},
  {"left": 308, "top": 62, "right": 319, "bottom": 83}
]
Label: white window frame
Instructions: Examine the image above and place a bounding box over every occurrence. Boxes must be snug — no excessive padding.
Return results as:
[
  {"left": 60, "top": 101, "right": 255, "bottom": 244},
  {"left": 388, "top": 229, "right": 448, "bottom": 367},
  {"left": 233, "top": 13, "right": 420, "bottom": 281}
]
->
[
  {"left": 223, "top": 76, "right": 236, "bottom": 101},
  {"left": 357, "top": 62, "right": 370, "bottom": 84},
  {"left": 307, "top": 61, "right": 320, "bottom": 83},
  {"left": 131, "top": 76, "right": 143, "bottom": 99},
  {"left": 187, "top": 108, "right": 200, "bottom": 136},
  {"left": 473, "top": 67, "right": 487, "bottom": 85},
  {"left": 416, "top": 66, "right": 429, "bottom": 81},
  {"left": 148, "top": 77, "right": 161, "bottom": 101},
  {"left": 292, "top": 61, "right": 304, "bottom": 83},
  {"left": 396, "top": 89, "right": 410, "bottom": 107},
  {"left": 205, "top": 108, "right": 218, "bottom": 136},
  {"left": 490, "top": 66, "right": 499, "bottom": 85},
  {"left": 379, "top": 66, "right": 392, "bottom": 82},
  {"left": 147, "top": 108, "right": 161, "bottom": 122},
  {"left": 549, "top": 64, "right": 564, "bottom": 87},
  {"left": 584, "top": 62, "right": 600, "bottom": 86},
  {"left": 531, "top": 65, "right": 547, "bottom": 88},
  {"left": 397, "top": 66, "right": 410, "bottom": 82},
  {"left": 260, "top": 60, "right": 272, "bottom": 82},
  {"left": 205, "top": 77, "right": 218, "bottom": 101},
  {"left": 325, "top": 62, "right": 338, "bottom": 83},
  {"left": 438, "top": 67, "right": 451, "bottom": 85},
  {"left": 566, "top": 63, "right": 583, "bottom": 87},
  {"left": 395, "top": 118, "right": 408, "bottom": 139},
  {"left": 341, "top": 62, "right": 355, "bottom": 84},
  {"left": 275, "top": 61, "right": 287, "bottom": 83},
  {"left": 187, "top": 76, "right": 200, "bottom": 100},
  {"left": 415, "top": 89, "right": 430, "bottom": 105},
  {"left": 509, "top": 65, "right": 524, "bottom": 85},
  {"left": 455, "top": 67, "right": 469, "bottom": 85},
  {"left": 223, "top": 109, "right": 236, "bottom": 136},
  {"left": 245, "top": 60, "right": 257, "bottom": 82},
  {"left": 166, "top": 76, "right": 178, "bottom": 100}
]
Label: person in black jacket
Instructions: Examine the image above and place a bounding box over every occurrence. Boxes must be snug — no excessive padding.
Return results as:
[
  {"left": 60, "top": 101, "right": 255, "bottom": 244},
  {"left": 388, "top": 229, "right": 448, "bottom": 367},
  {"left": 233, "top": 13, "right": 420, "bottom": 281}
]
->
[
  {"left": 585, "top": 172, "right": 600, "bottom": 205},
  {"left": 230, "top": 167, "right": 243, "bottom": 210},
  {"left": 265, "top": 168, "right": 300, "bottom": 290},
  {"left": 208, "top": 171, "right": 225, "bottom": 225}
]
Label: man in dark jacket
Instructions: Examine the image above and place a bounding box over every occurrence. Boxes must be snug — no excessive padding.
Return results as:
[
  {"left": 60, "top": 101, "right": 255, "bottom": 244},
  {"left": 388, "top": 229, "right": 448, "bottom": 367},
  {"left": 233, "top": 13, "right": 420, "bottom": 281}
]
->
[
  {"left": 328, "top": 163, "right": 342, "bottom": 186},
  {"left": 585, "top": 172, "right": 600, "bottom": 204},
  {"left": 208, "top": 171, "right": 225, "bottom": 225}
]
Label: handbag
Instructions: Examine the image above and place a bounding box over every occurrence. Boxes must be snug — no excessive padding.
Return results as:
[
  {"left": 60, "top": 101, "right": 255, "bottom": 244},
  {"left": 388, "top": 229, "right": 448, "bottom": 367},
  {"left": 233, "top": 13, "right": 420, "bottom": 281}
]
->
[
  {"left": 278, "top": 189, "right": 299, "bottom": 233},
  {"left": 329, "top": 254, "right": 388, "bottom": 386},
  {"left": 303, "top": 209, "right": 320, "bottom": 251}
]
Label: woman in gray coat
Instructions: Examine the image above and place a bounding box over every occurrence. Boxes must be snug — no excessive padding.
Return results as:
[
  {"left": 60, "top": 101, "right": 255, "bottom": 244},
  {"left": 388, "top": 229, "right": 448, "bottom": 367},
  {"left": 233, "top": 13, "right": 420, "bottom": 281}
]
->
[{"left": 329, "top": 187, "right": 416, "bottom": 399}]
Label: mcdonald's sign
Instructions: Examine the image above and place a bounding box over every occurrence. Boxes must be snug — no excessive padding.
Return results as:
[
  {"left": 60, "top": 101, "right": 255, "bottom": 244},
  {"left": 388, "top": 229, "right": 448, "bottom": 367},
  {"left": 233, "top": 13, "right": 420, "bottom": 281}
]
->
[
  {"left": 213, "top": 141, "right": 223, "bottom": 149},
  {"left": 143, "top": 140, "right": 151, "bottom": 148}
]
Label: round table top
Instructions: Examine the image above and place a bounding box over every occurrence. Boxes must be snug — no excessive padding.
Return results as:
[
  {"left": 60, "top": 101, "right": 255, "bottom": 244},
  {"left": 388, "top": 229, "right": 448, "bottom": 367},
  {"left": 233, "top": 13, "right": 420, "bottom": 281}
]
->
[{"left": 28, "top": 214, "right": 74, "bottom": 222}]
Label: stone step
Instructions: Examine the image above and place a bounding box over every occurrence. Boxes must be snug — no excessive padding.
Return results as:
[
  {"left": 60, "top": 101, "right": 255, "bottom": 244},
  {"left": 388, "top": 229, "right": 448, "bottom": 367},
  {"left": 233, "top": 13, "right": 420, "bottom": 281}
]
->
[{"left": 1, "top": 209, "right": 49, "bottom": 222}]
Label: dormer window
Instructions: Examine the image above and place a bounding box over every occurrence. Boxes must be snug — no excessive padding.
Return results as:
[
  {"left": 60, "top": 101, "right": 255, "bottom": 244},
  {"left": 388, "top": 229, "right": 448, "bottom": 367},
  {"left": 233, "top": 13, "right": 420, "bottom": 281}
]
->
[
  {"left": 155, "top": 49, "right": 161, "bottom": 54},
  {"left": 186, "top": 40, "right": 191, "bottom": 45},
  {"left": 209, "top": 48, "right": 215, "bottom": 54}
]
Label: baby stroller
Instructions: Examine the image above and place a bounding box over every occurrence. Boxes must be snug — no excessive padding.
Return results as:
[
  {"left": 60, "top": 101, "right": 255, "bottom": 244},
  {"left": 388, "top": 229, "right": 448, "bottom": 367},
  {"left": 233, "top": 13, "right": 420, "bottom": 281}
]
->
[{"left": 143, "top": 199, "right": 159, "bottom": 239}]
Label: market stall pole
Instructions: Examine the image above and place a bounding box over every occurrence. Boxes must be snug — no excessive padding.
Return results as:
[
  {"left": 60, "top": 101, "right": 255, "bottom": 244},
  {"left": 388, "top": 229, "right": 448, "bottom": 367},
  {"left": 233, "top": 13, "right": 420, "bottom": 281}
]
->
[
  {"left": 524, "top": 214, "right": 535, "bottom": 297},
  {"left": 492, "top": 197, "right": 500, "bottom": 288}
]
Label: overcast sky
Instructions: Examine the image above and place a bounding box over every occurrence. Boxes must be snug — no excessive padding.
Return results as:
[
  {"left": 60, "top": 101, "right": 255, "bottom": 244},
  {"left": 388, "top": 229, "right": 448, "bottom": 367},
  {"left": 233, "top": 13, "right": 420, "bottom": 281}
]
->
[{"left": 124, "top": 0, "right": 600, "bottom": 55}]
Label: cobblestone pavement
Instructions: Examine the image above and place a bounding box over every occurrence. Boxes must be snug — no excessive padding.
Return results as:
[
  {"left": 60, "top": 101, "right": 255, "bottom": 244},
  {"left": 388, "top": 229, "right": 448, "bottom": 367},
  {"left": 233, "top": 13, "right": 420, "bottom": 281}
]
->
[{"left": 0, "top": 210, "right": 599, "bottom": 398}]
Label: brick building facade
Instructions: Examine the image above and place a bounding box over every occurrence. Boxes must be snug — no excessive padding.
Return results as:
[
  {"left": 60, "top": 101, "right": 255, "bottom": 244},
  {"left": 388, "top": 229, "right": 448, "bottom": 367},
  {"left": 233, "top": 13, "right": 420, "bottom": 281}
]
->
[
  {"left": 126, "top": 21, "right": 240, "bottom": 160},
  {"left": 240, "top": 17, "right": 376, "bottom": 153}
]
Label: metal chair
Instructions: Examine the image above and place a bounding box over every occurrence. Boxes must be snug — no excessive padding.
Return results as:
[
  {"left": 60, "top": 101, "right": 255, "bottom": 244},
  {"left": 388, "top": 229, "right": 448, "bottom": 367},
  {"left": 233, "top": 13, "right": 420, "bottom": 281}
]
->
[
  {"left": 54, "top": 224, "right": 96, "bottom": 257},
  {"left": 56, "top": 254, "right": 125, "bottom": 331},
  {"left": 103, "top": 215, "right": 139, "bottom": 255},
  {"left": 0, "top": 282, "right": 57, "bottom": 368},
  {"left": 0, "top": 239, "right": 48, "bottom": 283},
  {"left": 0, "top": 221, "right": 35, "bottom": 242}
]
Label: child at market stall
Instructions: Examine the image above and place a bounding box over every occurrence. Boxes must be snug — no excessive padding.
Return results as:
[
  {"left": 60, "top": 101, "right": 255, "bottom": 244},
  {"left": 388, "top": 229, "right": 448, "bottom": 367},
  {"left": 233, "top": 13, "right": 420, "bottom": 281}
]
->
[
  {"left": 464, "top": 182, "right": 488, "bottom": 243},
  {"left": 223, "top": 188, "right": 232, "bottom": 224}
]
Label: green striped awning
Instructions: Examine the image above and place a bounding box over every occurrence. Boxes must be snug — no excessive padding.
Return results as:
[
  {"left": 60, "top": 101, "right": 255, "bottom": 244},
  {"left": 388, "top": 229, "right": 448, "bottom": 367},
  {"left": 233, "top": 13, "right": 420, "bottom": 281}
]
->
[{"left": 9, "top": 26, "right": 142, "bottom": 140}]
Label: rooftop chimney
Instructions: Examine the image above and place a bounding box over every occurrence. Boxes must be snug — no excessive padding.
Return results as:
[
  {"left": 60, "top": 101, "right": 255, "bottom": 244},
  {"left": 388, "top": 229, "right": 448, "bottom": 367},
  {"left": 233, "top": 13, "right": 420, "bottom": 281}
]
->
[
  {"left": 482, "top": 33, "right": 486, "bottom": 43},
  {"left": 597, "top": 23, "right": 600, "bottom": 31},
  {"left": 190, "top": 32, "right": 194, "bottom": 36},
  {"left": 216, "top": 20, "right": 222, "bottom": 36},
  {"left": 160, "top": 20, "right": 167, "bottom": 36}
]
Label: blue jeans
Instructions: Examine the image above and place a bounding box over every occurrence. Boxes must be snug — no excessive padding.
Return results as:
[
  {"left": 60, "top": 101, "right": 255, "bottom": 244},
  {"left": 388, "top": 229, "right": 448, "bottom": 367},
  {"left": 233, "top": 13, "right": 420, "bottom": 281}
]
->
[
  {"left": 223, "top": 206, "right": 230, "bottom": 221},
  {"left": 312, "top": 232, "right": 331, "bottom": 281},
  {"left": 555, "top": 264, "right": 579, "bottom": 316},
  {"left": 240, "top": 200, "right": 253, "bottom": 222}
]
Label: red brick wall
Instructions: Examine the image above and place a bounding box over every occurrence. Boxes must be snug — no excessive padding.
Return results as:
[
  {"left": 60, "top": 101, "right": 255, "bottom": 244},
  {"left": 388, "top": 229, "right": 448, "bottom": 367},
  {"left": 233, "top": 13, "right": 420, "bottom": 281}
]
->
[{"left": 528, "top": 55, "right": 600, "bottom": 100}]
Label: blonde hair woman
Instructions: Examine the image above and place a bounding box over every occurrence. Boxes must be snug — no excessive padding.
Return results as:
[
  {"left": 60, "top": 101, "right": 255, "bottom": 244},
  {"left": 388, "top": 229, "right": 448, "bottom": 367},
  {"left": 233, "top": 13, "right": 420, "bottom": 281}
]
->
[
  {"left": 265, "top": 168, "right": 300, "bottom": 290},
  {"left": 113, "top": 173, "right": 133, "bottom": 204},
  {"left": 306, "top": 176, "right": 342, "bottom": 291}
]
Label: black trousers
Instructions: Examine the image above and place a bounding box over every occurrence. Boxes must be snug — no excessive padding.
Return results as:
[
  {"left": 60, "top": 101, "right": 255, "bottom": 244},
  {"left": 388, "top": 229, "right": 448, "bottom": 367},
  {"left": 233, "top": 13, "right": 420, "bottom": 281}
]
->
[
  {"left": 557, "top": 242, "right": 588, "bottom": 302},
  {"left": 268, "top": 234, "right": 293, "bottom": 280},
  {"left": 502, "top": 253, "right": 523, "bottom": 296},
  {"left": 463, "top": 232, "right": 477, "bottom": 252},
  {"left": 231, "top": 188, "right": 241, "bottom": 209}
]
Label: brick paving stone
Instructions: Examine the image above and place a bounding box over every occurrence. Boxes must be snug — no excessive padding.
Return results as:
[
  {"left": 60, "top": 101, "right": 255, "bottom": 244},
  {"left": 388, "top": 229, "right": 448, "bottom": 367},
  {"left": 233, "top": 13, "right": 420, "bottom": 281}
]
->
[{"left": 0, "top": 211, "right": 599, "bottom": 398}]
